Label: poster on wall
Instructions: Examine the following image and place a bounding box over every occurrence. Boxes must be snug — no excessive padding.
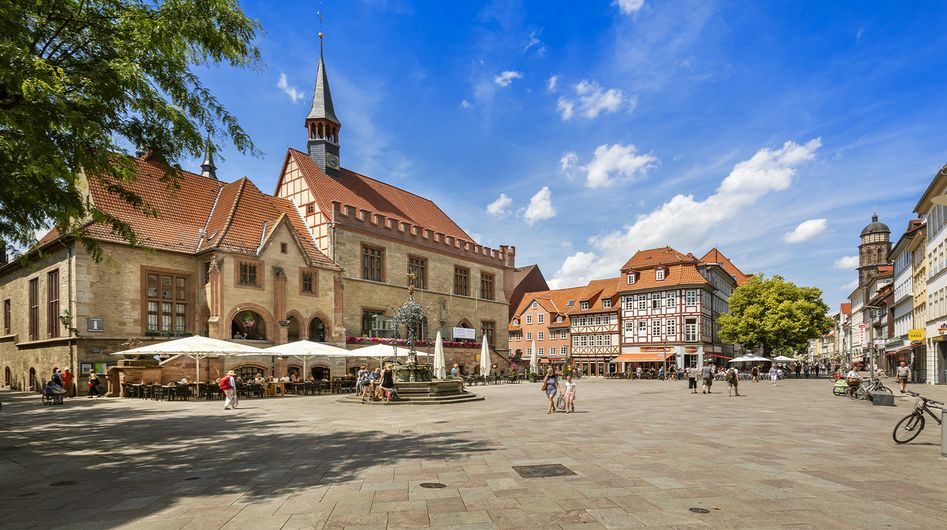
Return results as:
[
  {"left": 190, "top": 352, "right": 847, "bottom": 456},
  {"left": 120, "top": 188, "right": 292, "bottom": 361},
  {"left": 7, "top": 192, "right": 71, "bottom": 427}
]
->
[{"left": 80, "top": 363, "right": 92, "bottom": 375}]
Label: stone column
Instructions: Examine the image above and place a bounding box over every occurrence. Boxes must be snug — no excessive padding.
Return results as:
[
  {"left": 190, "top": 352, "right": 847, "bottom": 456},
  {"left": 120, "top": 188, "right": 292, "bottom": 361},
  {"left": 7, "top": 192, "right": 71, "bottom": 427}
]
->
[
  {"left": 206, "top": 256, "right": 224, "bottom": 339},
  {"left": 273, "top": 267, "right": 287, "bottom": 345}
]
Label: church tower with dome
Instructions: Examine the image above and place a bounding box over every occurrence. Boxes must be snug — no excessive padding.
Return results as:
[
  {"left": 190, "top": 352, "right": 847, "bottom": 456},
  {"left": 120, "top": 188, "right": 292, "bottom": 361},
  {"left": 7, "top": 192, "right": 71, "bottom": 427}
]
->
[{"left": 858, "top": 211, "right": 892, "bottom": 287}]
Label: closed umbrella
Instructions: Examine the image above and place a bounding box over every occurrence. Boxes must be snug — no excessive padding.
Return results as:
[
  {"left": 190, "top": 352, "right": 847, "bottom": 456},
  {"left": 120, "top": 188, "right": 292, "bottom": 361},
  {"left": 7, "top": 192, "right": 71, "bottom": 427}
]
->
[
  {"left": 530, "top": 338, "right": 539, "bottom": 375},
  {"left": 111, "top": 335, "right": 265, "bottom": 383},
  {"left": 434, "top": 331, "right": 447, "bottom": 379},
  {"left": 480, "top": 335, "right": 491, "bottom": 377}
]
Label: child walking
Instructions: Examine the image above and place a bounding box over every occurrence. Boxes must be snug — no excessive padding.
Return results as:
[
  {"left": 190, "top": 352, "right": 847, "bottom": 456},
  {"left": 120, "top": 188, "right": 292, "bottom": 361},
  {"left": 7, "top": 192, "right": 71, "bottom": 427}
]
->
[{"left": 564, "top": 374, "right": 577, "bottom": 413}]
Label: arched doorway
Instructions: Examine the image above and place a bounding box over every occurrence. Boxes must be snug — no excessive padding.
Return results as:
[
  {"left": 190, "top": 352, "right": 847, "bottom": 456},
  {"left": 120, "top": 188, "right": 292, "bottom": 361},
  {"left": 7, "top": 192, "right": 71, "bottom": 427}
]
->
[
  {"left": 232, "top": 310, "right": 267, "bottom": 340},
  {"left": 235, "top": 365, "right": 266, "bottom": 381},
  {"left": 311, "top": 365, "right": 330, "bottom": 381},
  {"left": 3, "top": 366, "right": 11, "bottom": 387},
  {"left": 287, "top": 315, "right": 301, "bottom": 342},
  {"left": 198, "top": 305, "right": 210, "bottom": 337},
  {"left": 309, "top": 317, "right": 326, "bottom": 342},
  {"left": 28, "top": 367, "right": 36, "bottom": 391}
]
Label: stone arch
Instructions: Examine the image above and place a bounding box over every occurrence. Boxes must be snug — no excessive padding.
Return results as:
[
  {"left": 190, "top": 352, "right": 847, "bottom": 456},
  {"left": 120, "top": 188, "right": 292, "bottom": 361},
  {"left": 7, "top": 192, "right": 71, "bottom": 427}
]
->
[
  {"left": 3, "top": 366, "right": 10, "bottom": 388},
  {"left": 286, "top": 310, "right": 305, "bottom": 342},
  {"left": 224, "top": 303, "right": 276, "bottom": 341},
  {"left": 307, "top": 311, "right": 333, "bottom": 341},
  {"left": 308, "top": 315, "right": 327, "bottom": 342},
  {"left": 197, "top": 304, "right": 211, "bottom": 337},
  {"left": 28, "top": 367, "right": 37, "bottom": 392},
  {"left": 310, "top": 363, "right": 331, "bottom": 381},
  {"left": 233, "top": 364, "right": 267, "bottom": 381}
]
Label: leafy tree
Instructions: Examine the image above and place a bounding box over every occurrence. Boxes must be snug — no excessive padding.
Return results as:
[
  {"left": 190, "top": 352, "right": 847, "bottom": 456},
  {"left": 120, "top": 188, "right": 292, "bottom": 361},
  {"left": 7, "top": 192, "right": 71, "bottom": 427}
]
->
[
  {"left": 0, "top": 0, "right": 261, "bottom": 260},
  {"left": 719, "top": 274, "right": 833, "bottom": 356}
]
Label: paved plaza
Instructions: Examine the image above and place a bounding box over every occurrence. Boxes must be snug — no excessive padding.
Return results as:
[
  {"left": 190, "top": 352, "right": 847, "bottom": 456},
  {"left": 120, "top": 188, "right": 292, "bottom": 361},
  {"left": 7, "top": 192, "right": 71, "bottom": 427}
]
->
[{"left": 1, "top": 378, "right": 946, "bottom": 530}]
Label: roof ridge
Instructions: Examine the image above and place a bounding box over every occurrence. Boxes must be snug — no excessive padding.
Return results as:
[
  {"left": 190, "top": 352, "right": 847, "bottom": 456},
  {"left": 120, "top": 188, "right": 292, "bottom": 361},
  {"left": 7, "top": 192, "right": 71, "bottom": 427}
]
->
[{"left": 213, "top": 178, "right": 248, "bottom": 251}]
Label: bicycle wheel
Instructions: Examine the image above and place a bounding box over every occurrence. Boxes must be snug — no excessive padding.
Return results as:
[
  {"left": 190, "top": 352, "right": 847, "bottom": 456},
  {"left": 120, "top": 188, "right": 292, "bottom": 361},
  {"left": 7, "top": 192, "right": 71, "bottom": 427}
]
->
[
  {"left": 846, "top": 387, "right": 858, "bottom": 399},
  {"left": 875, "top": 384, "right": 893, "bottom": 394},
  {"left": 893, "top": 412, "right": 925, "bottom": 444},
  {"left": 832, "top": 386, "right": 845, "bottom": 396},
  {"left": 855, "top": 386, "right": 868, "bottom": 400}
]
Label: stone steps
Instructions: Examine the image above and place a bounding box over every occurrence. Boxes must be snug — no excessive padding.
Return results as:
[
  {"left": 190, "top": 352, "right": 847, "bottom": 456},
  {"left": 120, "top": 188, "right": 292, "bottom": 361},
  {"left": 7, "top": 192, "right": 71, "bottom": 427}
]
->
[{"left": 337, "top": 392, "right": 484, "bottom": 405}]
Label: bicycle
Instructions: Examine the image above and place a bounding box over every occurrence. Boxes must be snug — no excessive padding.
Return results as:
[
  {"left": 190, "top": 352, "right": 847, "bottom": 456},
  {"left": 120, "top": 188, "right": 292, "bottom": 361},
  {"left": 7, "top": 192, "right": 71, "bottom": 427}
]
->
[
  {"left": 892, "top": 391, "right": 944, "bottom": 444},
  {"left": 863, "top": 378, "right": 892, "bottom": 395}
]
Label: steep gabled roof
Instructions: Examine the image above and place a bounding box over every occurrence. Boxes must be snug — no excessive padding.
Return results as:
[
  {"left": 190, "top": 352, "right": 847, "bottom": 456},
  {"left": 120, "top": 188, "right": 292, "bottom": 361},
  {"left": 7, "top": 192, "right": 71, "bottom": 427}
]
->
[
  {"left": 621, "top": 246, "right": 696, "bottom": 271},
  {"left": 699, "top": 247, "right": 749, "bottom": 286},
  {"left": 570, "top": 277, "right": 620, "bottom": 315},
  {"left": 281, "top": 149, "right": 472, "bottom": 242},
  {"left": 513, "top": 286, "right": 587, "bottom": 320}
]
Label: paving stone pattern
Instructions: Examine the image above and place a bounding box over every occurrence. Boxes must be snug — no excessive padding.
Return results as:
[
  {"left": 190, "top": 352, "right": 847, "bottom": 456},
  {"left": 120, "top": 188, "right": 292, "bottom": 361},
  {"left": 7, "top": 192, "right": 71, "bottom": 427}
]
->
[{"left": 2, "top": 379, "right": 947, "bottom": 529}]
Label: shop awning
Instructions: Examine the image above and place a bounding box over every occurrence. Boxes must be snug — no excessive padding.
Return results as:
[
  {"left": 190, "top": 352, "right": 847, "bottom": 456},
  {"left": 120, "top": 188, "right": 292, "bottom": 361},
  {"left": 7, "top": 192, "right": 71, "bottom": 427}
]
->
[
  {"left": 539, "top": 357, "right": 566, "bottom": 364},
  {"left": 885, "top": 343, "right": 920, "bottom": 356},
  {"left": 612, "top": 353, "right": 674, "bottom": 363},
  {"left": 705, "top": 353, "right": 733, "bottom": 360}
]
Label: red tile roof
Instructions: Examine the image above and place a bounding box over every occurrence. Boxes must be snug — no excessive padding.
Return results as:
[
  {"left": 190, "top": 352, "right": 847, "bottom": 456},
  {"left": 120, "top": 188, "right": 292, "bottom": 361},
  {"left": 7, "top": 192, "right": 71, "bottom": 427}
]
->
[
  {"left": 283, "top": 149, "right": 473, "bottom": 242},
  {"left": 699, "top": 247, "right": 749, "bottom": 286},
  {"left": 621, "top": 246, "right": 696, "bottom": 271},
  {"left": 569, "top": 277, "right": 620, "bottom": 315},
  {"left": 45, "top": 156, "right": 337, "bottom": 269}
]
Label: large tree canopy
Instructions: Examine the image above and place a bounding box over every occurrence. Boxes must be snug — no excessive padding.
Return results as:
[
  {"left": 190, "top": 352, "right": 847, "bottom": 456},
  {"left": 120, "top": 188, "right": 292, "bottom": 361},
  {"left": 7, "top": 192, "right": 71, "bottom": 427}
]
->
[
  {"left": 719, "top": 274, "right": 833, "bottom": 356},
  {"left": 0, "top": 0, "right": 261, "bottom": 260}
]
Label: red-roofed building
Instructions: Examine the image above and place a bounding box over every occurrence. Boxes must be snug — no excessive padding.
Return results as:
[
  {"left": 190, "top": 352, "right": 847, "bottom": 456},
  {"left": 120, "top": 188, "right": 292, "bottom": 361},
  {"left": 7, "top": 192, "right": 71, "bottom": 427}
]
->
[
  {"left": 509, "top": 286, "right": 586, "bottom": 372},
  {"left": 273, "top": 39, "right": 515, "bottom": 354}
]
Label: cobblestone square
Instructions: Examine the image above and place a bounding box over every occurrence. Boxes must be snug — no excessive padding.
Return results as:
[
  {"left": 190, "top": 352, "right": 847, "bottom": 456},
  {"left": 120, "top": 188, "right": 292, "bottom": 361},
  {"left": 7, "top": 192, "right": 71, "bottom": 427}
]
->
[{"left": 2, "top": 379, "right": 946, "bottom": 529}]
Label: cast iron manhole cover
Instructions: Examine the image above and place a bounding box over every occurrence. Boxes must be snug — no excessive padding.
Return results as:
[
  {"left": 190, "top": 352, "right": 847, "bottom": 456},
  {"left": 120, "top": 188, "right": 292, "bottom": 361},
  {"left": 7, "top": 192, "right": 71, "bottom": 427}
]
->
[
  {"left": 50, "top": 481, "right": 77, "bottom": 487},
  {"left": 419, "top": 482, "right": 447, "bottom": 489},
  {"left": 689, "top": 507, "right": 710, "bottom": 514},
  {"left": 512, "top": 464, "right": 577, "bottom": 479}
]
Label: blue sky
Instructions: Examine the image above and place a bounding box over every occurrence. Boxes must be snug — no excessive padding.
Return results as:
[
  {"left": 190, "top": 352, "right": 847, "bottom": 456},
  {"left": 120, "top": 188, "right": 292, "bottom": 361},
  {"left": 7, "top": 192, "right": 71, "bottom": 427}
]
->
[{"left": 195, "top": 0, "right": 947, "bottom": 311}]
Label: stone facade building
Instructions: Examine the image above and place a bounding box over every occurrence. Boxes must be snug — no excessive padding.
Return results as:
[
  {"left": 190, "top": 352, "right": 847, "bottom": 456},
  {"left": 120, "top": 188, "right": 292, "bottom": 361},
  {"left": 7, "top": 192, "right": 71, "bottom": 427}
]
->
[
  {"left": 508, "top": 286, "right": 585, "bottom": 372},
  {"left": 273, "top": 38, "right": 515, "bottom": 353}
]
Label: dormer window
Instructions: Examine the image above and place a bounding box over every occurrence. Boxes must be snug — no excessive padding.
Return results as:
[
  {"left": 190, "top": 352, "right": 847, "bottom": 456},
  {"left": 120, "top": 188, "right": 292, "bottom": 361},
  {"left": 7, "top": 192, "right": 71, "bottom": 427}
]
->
[
  {"left": 627, "top": 273, "right": 636, "bottom": 285},
  {"left": 656, "top": 268, "right": 666, "bottom": 281},
  {"left": 512, "top": 318, "right": 519, "bottom": 326},
  {"left": 531, "top": 301, "right": 538, "bottom": 309},
  {"left": 580, "top": 301, "right": 589, "bottom": 310},
  {"left": 602, "top": 299, "right": 612, "bottom": 308},
  {"left": 566, "top": 300, "right": 574, "bottom": 307},
  {"left": 556, "top": 316, "right": 563, "bottom": 322}
]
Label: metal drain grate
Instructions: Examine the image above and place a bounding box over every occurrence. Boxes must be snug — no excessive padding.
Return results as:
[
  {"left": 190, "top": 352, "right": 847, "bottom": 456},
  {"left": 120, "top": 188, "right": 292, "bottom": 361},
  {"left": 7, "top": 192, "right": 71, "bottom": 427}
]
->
[
  {"left": 512, "top": 464, "right": 577, "bottom": 479},
  {"left": 689, "top": 507, "right": 710, "bottom": 514},
  {"left": 419, "top": 482, "right": 447, "bottom": 489},
  {"left": 49, "top": 481, "right": 77, "bottom": 487}
]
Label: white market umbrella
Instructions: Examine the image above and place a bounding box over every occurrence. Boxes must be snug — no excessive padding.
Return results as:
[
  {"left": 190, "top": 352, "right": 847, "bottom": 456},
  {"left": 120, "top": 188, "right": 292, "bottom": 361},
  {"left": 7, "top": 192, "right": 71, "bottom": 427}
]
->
[
  {"left": 352, "top": 343, "right": 429, "bottom": 358},
  {"left": 729, "top": 353, "right": 772, "bottom": 363},
  {"left": 530, "top": 338, "right": 539, "bottom": 375},
  {"left": 771, "top": 355, "right": 795, "bottom": 362},
  {"left": 112, "top": 335, "right": 265, "bottom": 383},
  {"left": 433, "top": 331, "right": 447, "bottom": 379},
  {"left": 479, "top": 335, "right": 491, "bottom": 377},
  {"left": 262, "top": 340, "right": 351, "bottom": 378}
]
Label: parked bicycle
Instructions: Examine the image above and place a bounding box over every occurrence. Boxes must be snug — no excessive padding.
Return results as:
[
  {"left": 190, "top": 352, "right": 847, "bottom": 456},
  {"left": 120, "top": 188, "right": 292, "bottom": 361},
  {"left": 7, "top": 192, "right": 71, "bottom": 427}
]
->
[
  {"left": 845, "top": 378, "right": 891, "bottom": 400},
  {"left": 892, "top": 391, "right": 944, "bottom": 444}
]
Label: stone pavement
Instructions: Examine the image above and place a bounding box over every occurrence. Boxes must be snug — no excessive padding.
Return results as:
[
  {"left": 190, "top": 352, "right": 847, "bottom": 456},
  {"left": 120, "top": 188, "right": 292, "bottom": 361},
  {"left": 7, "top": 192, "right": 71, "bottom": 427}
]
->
[{"left": 1, "top": 378, "right": 946, "bottom": 530}]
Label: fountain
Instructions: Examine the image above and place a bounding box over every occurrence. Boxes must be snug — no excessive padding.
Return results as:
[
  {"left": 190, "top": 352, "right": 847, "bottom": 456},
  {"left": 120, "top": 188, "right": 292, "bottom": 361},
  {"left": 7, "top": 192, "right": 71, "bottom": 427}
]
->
[{"left": 392, "top": 279, "right": 431, "bottom": 382}]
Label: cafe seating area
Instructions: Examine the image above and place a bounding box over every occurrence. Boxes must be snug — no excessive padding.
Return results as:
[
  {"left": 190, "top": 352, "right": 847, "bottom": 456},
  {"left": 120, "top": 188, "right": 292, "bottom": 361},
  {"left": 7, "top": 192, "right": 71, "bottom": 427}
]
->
[{"left": 118, "top": 378, "right": 364, "bottom": 401}]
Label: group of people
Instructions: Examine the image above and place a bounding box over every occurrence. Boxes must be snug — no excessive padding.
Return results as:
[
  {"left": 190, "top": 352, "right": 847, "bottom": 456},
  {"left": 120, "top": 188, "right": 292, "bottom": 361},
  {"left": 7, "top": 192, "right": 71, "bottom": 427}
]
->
[
  {"left": 682, "top": 362, "right": 742, "bottom": 396},
  {"left": 541, "top": 368, "right": 577, "bottom": 413},
  {"left": 356, "top": 364, "right": 397, "bottom": 403},
  {"left": 42, "top": 367, "right": 100, "bottom": 399}
]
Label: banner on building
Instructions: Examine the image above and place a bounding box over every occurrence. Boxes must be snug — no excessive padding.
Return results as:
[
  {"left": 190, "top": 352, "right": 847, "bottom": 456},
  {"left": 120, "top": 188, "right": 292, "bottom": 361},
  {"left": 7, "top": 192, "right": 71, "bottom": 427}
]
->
[
  {"left": 452, "top": 327, "right": 476, "bottom": 340},
  {"left": 908, "top": 329, "right": 925, "bottom": 341}
]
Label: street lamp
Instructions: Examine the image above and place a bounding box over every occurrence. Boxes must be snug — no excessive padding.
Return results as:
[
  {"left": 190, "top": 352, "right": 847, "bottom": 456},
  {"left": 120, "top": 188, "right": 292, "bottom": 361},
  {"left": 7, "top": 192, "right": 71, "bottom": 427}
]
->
[{"left": 864, "top": 303, "right": 884, "bottom": 379}]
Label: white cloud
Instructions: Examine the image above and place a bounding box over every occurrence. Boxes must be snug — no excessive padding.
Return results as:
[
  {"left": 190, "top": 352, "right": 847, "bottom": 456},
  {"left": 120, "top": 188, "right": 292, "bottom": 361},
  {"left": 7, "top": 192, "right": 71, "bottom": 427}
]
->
[
  {"left": 784, "top": 218, "right": 828, "bottom": 243},
  {"left": 556, "top": 97, "right": 574, "bottom": 120},
  {"left": 486, "top": 193, "right": 513, "bottom": 218},
  {"left": 558, "top": 80, "right": 635, "bottom": 120},
  {"left": 559, "top": 151, "right": 578, "bottom": 179},
  {"left": 523, "top": 186, "right": 556, "bottom": 225},
  {"left": 460, "top": 99, "right": 472, "bottom": 109},
  {"left": 524, "top": 30, "right": 546, "bottom": 57},
  {"left": 840, "top": 278, "right": 859, "bottom": 292},
  {"left": 584, "top": 143, "right": 658, "bottom": 188},
  {"left": 834, "top": 255, "right": 860, "bottom": 270},
  {"left": 550, "top": 138, "right": 822, "bottom": 287},
  {"left": 547, "top": 75, "right": 559, "bottom": 92},
  {"left": 614, "top": 0, "right": 645, "bottom": 15},
  {"left": 277, "top": 73, "right": 304, "bottom": 103},
  {"left": 494, "top": 70, "right": 523, "bottom": 87}
]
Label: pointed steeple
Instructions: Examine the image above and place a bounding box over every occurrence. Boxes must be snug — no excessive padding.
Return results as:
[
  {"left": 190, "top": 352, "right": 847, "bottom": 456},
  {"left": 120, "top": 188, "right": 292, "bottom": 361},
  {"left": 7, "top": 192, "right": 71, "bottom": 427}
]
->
[
  {"left": 305, "top": 30, "right": 342, "bottom": 179},
  {"left": 200, "top": 135, "right": 217, "bottom": 180}
]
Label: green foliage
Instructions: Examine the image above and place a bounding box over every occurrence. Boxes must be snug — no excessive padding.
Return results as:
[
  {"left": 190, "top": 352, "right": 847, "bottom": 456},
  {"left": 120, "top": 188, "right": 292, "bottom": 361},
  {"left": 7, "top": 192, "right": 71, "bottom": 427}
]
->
[
  {"left": 719, "top": 274, "right": 833, "bottom": 356},
  {"left": 0, "top": 0, "right": 261, "bottom": 259}
]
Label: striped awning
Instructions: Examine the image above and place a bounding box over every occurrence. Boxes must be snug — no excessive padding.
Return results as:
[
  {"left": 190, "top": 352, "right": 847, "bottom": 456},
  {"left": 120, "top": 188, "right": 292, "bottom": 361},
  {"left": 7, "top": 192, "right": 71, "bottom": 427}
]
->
[{"left": 612, "top": 353, "right": 674, "bottom": 363}]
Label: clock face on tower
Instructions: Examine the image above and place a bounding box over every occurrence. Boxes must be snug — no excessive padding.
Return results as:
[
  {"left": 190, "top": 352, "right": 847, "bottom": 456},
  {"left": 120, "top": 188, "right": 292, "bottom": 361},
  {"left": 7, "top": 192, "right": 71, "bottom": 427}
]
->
[{"left": 326, "top": 153, "right": 340, "bottom": 170}]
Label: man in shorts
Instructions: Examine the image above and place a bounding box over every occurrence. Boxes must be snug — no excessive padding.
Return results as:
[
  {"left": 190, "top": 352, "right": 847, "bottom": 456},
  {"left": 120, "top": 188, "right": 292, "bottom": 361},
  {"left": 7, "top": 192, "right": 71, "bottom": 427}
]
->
[
  {"left": 896, "top": 361, "right": 911, "bottom": 393},
  {"left": 700, "top": 361, "right": 715, "bottom": 394},
  {"left": 686, "top": 365, "right": 698, "bottom": 394}
]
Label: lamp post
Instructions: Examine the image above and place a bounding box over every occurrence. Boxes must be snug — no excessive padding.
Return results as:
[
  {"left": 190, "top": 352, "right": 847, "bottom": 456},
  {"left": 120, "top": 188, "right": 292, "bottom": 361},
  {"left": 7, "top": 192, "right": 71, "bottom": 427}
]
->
[{"left": 864, "top": 303, "right": 883, "bottom": 379}]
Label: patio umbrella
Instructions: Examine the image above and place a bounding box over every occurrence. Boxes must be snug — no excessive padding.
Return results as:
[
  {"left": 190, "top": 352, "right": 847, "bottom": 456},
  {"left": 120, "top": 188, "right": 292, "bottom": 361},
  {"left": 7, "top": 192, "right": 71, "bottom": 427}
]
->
[
  {"left": 771, "top": 355, "right": 795, "bottom": 362},
  {"left": 111, "top": 335, "right": 265, "bottom": 383},
  {"left": 351, "top": 343, "right": 429, "bottom": 358},
  {"left": 530, "top": 338, "right": 539, "bottom": 374},
  {"left": 261, "top": 340, "right": 351, "bottom": 378},
  {"left": 479, "top": 335, "right": 491, "bottom": 377},
  {"left": 433, "top": 331, "right": 447, "bottom": 379},
  {"left": 729, "top": 353, "right": 772, "bottom": 363}
]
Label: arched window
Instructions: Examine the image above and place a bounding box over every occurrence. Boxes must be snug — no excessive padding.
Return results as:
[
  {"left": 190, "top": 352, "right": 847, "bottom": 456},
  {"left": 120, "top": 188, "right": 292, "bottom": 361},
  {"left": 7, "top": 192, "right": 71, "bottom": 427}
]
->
[
  {"left": 312, "top": 365, "right": 331, "bottom": 380},
  {"left": 287, "top": 316, "right": 301, "bottom": 342},
  {"left": 234, "top": 365, "right": 266, "bottom": 381},
  {"left": 317, "top": 123, "right": 324, "bottom": 139},
  {"left": 232, "top": 310, "right": 267, "bottom": 340},
  {"left": 309, "top": 317, "right": 326, "bottom": 342},
  {"left": 29, "top": 367, "right": 36, "bottom": 392},
  {"left": 3, "top": 366, "right": 11, "bottom": 387}
]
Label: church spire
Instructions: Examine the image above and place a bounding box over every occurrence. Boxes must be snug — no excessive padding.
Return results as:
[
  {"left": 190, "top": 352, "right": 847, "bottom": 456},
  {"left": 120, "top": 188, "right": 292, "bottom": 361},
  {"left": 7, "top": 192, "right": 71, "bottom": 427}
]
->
[
  {"left": 200, "top": 135, "right": 217, "bottom": 180},
  {"left": 305, "top": 25, "right": 342, "bottom": 178}
]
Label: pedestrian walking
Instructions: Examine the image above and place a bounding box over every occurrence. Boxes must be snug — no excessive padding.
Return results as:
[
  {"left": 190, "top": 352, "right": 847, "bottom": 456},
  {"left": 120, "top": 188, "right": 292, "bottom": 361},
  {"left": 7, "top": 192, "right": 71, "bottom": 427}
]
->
[
  {"left": 794, "top": 364, "right": 802, "bottom": 379},
  {"left": 814, "top": 364, "right": 821, "bottom": 378},
  {"left": 635, "top": 366, "right": 642, "bottom": 380},
  {"left": 726, "top": 366, "right": 740, "bottom": 397},
  {"left": 380, "top": 363, "right": 396, "bottom": 402},
  {"left": 542, "top": 368, "right": 559, "bottom": 414},
  {"left": 62, "top": 368, "right": 74, "bottom": 397},
  {"left": 87, "top": 371, "right": 101, "bottom": 398},
  {"left": 686, "top": 365, "right": 698, "bottom": 394},
  {"left": 769, "top": 366, "right": 778, "bottom": 386},
  {"left": 220, "top": 370, "right": 237, "bottom": 410},
  {"left": 751, "top": 365, "right": 759, "bottom": 383},
  {"left": 700, "top": 361, "right": 714, "bottom": 394},
  {"left": 896, "top": 361, "right": 912, "bottom": 393},
  {"left": 563, "top": 374, "right": 576, "bottom": 413}
]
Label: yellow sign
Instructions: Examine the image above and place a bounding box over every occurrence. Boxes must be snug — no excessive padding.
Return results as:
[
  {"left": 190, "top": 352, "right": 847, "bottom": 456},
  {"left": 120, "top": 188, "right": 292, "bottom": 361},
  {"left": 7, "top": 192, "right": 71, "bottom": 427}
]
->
[{"left": 908, "top": 329, "right": 925, "bottom": 341}]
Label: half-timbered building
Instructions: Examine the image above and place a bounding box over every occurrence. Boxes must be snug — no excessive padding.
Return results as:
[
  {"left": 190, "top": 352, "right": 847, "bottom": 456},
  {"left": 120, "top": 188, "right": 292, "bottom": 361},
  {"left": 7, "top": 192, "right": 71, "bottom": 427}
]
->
[{"left": 568, "top": 278, "right": 620, "bottom": 376}]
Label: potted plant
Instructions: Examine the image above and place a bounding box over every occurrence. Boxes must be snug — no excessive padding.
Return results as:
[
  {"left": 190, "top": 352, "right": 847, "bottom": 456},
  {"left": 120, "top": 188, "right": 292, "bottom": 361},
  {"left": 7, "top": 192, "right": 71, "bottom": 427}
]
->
[{"left": 529, "top": 371, "right": 538, "bottom": 383}]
